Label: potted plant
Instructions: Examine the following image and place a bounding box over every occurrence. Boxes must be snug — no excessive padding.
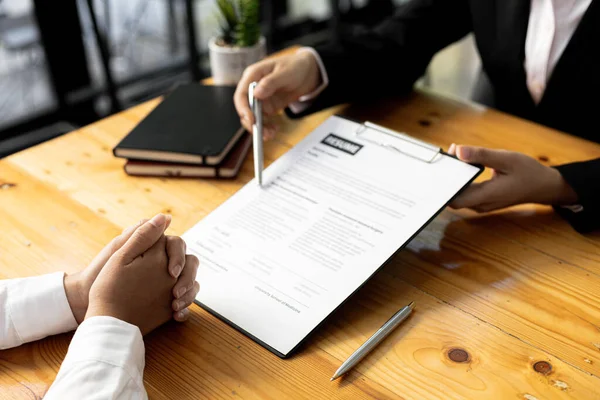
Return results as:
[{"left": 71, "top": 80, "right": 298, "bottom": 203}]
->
[{"left": 209, "top": 0, "right": 266, "bottom": 85}]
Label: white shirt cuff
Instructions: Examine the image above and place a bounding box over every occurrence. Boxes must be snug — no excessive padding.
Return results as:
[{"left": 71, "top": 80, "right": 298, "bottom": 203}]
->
[
  {"left": 560, "top": 204, "right": 584, "bottom": 213},
  {"left": 6, "top": 272, "right": 78, "bottom": 346},
  {"left": 61, "top": 316, "right": 145, "bottom": 382},
  {"left": 288, "top": 47, "right": 330, "bottom": 114}
]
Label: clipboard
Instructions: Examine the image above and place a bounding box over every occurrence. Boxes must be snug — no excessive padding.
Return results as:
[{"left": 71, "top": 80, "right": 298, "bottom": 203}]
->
[{"left": 185, "top": 115, "right": 483, "bottom": 358}]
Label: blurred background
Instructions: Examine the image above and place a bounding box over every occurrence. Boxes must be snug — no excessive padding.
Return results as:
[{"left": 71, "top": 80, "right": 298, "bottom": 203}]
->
[{"left": 0, "top": 0, "right": 480, "bottom": 157}]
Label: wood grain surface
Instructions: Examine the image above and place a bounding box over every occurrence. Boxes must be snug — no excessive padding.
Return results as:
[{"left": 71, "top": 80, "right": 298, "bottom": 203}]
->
[{"left": 1, "top": 49, "right": 600, "bottom": 399}]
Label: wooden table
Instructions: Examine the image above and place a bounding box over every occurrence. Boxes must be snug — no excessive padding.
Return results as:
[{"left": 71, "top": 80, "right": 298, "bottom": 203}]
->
[{"left": 2, "top": 61, "right": 600, "bottom": 400}]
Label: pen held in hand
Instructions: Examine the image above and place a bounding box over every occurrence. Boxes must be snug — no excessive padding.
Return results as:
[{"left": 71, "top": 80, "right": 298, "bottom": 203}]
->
[
  {"left": 331, "top": 301, "right": 415, "bottom": 381},
  {"left": 248, "top": 82, "right": 264, "bottom": 186}
]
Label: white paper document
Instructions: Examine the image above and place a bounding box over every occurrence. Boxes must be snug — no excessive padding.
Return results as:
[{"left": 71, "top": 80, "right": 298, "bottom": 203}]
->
[{"left": 184, "top": 116, "right": 481, "bottom": 356}]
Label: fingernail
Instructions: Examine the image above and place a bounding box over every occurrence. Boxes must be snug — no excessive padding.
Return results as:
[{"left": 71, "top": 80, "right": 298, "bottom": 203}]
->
[
  {"left": 149, "top": 213, "right": 166, "bottom": 228},
  {"left": 177, "top": 309, "right": 188, "bottom": 319},
  {"left": 171, "top": 264, "right": 183, "bottom": 279},
  {"left": 165, "top": 214, "right": 172, "bottom": 226},
  {"left": 175, "top": 300, "right": 183, "bottom": 311},
  {"left": 448, "top": 143, "right": 456, "bottom": 156},
  {"left": 176, "top": 286, "right": 186, "bottom": 298}
]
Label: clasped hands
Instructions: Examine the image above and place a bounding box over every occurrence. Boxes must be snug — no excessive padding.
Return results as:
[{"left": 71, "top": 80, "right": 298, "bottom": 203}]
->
[{"left": 64, "top": 213, "right": 200, "bottom": 335}]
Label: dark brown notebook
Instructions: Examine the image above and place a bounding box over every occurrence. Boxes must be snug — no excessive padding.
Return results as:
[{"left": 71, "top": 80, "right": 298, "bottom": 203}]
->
[{"left": 123, "top": 132, "right": 251, "bottom": 178}]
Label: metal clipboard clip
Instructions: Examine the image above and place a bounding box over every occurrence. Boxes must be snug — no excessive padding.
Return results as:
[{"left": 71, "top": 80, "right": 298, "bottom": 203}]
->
[{"left": 355, "top": 121, "right": 442, "bottom": 163}]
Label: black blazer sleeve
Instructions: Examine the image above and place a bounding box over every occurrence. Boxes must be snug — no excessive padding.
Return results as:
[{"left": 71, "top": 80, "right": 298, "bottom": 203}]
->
[
  {"left": 553, "top": 158, "right": 600, "bottom": 233},
  {"left": 287, "top": 0, "right": 473, "bottom": 118}
]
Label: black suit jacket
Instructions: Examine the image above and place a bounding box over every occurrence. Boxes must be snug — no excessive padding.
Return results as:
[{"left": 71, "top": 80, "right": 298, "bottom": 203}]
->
[{"left": 292, "top": 0, "right": 600, "bottom": 232}]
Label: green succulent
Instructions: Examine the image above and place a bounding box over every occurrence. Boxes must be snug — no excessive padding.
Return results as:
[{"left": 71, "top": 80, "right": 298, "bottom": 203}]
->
[{"left": 216, "top": 0, "right": 261, "bottom": 47}]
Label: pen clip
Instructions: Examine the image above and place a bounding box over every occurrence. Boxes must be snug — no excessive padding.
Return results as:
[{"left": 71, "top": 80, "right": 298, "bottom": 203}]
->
[
  {"left": 248, "top": 81, "right": 263, "bottom": 131},
  {"left": 248, "top": 82, "right": 257, "bottom": 115}
]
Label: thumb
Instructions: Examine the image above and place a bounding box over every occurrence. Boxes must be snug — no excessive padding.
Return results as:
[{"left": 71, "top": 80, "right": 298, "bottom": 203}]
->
[
  {"left": 456, "top": 146, "right": 512, "bottom": 172},
  {"left": 115, "top": 218, "right": 150, "bottom": 250},
  {"left": 116, "top": 214, "right": 170, "bottom": 263},
  {"left": 86, "top": 218, "right": 150, "bottom": 276},
  {"left": 254, "top": 69, "right": 288, "bottom": 99}
]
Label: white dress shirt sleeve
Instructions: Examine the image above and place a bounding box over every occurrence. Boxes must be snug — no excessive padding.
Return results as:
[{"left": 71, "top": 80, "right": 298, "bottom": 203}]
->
[
  {"left": 0, "top": 272, "right": 78, "bottom": 350},
  {"left": 288, "top": 47, "right": 330, "bottom": 114},
  {"left": 45, "top": 316, "right": 147, "bottom": 400}
]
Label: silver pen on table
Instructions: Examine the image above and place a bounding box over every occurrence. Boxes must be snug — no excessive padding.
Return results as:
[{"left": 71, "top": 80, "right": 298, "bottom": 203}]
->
[
  {"left": 248, "top": 81, "right": 263, "bottom": 186},
  {"left": 331, "top": 301, "right": 414, "bottom": 381}
]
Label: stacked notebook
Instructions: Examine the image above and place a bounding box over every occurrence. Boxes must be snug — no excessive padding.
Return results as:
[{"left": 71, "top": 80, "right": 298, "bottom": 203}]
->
[{"left": 113, "top": 84, "right": 251, "bottom": 178}]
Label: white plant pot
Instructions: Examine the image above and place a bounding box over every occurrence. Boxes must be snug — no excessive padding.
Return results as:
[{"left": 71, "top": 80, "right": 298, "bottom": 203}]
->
[{"left": 209, "top": 36, "right": 267, "bottom": 85}]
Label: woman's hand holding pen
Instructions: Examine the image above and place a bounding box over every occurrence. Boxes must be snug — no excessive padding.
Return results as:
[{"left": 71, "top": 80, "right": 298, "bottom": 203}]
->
[{"left": 234, "top": 50, "right": 321, "bottom": 140}]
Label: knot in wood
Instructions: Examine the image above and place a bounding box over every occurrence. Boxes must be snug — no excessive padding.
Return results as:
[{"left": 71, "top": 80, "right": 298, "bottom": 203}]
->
[
  {"left": 448, "top": 348, "right": 470, "bottom": 363},
  {"left": 533, "top": 361, "right": 552, "bottom": 375},
  {"left": 0, "top": 182, "right": 16, "bottom": 190}
]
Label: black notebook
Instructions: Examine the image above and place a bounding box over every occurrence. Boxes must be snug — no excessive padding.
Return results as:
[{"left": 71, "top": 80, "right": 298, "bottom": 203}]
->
[{"left": 113, "top": 84, "right": 245, "bottom": 165}]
